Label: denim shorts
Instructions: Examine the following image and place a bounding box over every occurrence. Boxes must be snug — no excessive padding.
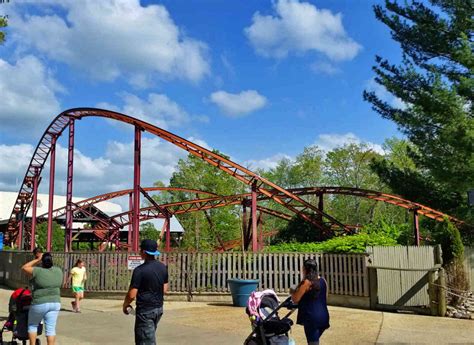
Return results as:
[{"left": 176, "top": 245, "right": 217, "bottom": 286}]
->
[{"left": 28, "top": 302, "right": 61, "bottom": 336}]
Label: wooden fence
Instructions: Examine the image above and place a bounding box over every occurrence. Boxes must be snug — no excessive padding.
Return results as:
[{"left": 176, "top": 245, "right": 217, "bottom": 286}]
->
[
  {"left": 0, "top": 251, "right": 369, "bottom": 297},
  {"left": 464, "top": 247, "right": 474, "bottom": 291}
]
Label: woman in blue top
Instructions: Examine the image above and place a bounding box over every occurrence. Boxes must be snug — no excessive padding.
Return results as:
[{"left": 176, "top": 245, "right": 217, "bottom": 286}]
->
[{"left": 291, "top": 259, "right": 330, "bottom": 345}]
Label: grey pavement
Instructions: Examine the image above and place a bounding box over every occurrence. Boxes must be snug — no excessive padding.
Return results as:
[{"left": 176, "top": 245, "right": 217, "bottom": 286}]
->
[{"left": 0, "top": 287, "right": 472, "bottom": 344}]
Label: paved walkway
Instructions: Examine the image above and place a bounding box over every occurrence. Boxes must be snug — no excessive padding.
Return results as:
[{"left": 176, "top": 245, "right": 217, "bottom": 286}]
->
[{"left": 0, "top": 288, "right": 472, "bottom": 344}]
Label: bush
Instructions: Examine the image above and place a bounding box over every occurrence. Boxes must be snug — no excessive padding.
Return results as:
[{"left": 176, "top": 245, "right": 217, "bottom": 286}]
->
[
  {"left": 431, "top": 216, "right": 464, "bottom": 264},
  {"left": 266, "top": 232, "right": 398, "bottom": 253}
]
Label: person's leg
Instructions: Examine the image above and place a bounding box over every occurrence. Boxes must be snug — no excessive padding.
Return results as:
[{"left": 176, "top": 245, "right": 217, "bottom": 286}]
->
[
  {"left": 28, "top": 304, "right": 46, "bottom": 345},
  {"left": 135, "top": 308, "right": 161, "bottom": 345},
  {"left": 303, "top": 323, "right": 320, "bottom": 345},
  {"left": 43, "top": 302, "right": 61, "bottom": 345},
  {"left": 71, "top": 287, "right": 77, "bottom": 311},
  {"left": 75, "top": 291, "right": 83, "bottom": 312}
]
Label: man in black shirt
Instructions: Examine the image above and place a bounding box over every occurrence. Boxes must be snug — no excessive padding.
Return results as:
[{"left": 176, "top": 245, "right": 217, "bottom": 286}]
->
[{"left": 123, "top": 239, "right": 169, "bottom": 345}]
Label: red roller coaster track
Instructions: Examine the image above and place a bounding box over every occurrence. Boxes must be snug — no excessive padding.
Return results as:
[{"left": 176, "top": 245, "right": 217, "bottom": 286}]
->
[
  {"left": 6, "top": 108, "right": 349, "bottom": 251},
  {"left": 6, "top": 108, "right": 460, "bottom": 251}
]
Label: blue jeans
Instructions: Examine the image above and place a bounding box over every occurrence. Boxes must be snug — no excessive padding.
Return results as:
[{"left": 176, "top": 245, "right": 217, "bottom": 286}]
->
[
  {"left": 134, "top": 307, "right": 163, "bottom": 345},
  {"left": 28, "top": 302, "right": 61, "bottom": 336}
]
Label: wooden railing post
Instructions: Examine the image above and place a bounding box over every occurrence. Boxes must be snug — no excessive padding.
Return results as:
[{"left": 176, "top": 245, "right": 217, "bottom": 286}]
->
[
  {"left": 368, "top": 267, "right": 378, "bottom": 309},
  {"left": 428, "top": 270, "right": 438, "bottom": 316},
  {"left": 437, "top": 267, "right": 447, "bottom": 316}
]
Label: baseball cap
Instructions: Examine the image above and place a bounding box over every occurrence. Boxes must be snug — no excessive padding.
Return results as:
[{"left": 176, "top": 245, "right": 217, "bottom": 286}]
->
[{"left": 140, "top": 239, "right": 161, "bottom": 256}]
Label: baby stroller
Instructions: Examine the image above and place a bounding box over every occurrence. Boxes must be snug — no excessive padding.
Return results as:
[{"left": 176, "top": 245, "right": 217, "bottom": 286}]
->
[
  {"left": 0, "top": 287, "right": 42, "bottom": 345},
  {"left": 244, "top": 289, "right": 297, "bottom": 345}
]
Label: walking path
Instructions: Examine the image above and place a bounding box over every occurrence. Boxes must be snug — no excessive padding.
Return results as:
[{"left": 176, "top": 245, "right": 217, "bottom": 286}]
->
[{"left": 0, "top": 287, "right": 472, "bottom": 344}]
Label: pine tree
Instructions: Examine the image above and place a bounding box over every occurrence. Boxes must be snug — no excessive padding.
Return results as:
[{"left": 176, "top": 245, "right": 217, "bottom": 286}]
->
[{"left": 364, "top": 1, "right": 473, "bottom": 226}]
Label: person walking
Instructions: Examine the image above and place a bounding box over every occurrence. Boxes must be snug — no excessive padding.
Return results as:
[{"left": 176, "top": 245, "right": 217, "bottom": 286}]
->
[
  {"left": 291, "top": 259, "right": 330, "bottom": 345},
  {"left": 21, "top": 252, "right": 63, "bottom": 345},
  {"left": 69, "top": 259, "right": 87, "bottom": 313},
  {"left": 123, "top": 239, "right": 168, "bottom": 345}
]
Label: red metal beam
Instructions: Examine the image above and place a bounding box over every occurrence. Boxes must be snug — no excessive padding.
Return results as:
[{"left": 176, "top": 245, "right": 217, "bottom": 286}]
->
[
  {"left": 251, "top": 181, "right": 258, "bottom": 252},
  {"left": 65, "top": 118, "right": 75, "bottom": 251},
  {"left": 133, "top": 126, "right": 141, "bottom": 252},
  {"left": 30, "top": 168, "right": 40, "bottom": 250},
  {"left": 47, "top": 135, "right": 57, "bottom": 252},
  {"left": 128, "top": 192, "right": 133, "bottom": 251}
]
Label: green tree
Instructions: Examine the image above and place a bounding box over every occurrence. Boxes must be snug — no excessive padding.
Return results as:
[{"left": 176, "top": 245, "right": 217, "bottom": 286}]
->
[
  {"left": 363, "top": 1, "right": 473, "bottom": 228},
  {"left": 36, "top": 221, "right": 64, "bottom": 251},
  {"left": 167, "top": 152, "right": 244, "bottom": 250},
  {"left": 140, "top": 222, "right": 160, "bottom": 242},
  {"left": 0, "top": 15, "right": 6, "bottom": 45},
  {"left": 322, "top": 143, "right": 403, "bottom": 226}
]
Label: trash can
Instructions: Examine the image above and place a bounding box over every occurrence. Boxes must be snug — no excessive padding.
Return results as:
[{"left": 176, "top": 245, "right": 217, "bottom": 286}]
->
[{"left": 227, "top": 278, "right": 259, "bottom": 307}]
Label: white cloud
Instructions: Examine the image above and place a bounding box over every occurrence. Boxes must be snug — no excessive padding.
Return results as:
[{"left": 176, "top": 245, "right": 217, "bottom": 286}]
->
[
  {"left": 244, "top": 153, "right": 293, "bottom": 171},
  {"left": 366, "top": 78, "right": 406, "bottom": 109},
  {"left": 310, "top": 61, "right": 341, "bottom": 75},
  {"left": 244, "top": 0, "right": 361, "bottom": 61},
  {"left": 210, "top": 90, "right": 267, "bottom": 116},
  {"left": 0, "top": 56, "right": 62, "bottom": 135},
  {"left": 98, "top": 93, "right": 190, "bottom": 129},
  {"left": 315, "top": 133, "right": 384, "bottom": 154},
  {"left": 0, "top": 136, "right": 212, "bottom": 198},
  {"left": 11, "top": 0, "right": 210, "bottom": 85}
]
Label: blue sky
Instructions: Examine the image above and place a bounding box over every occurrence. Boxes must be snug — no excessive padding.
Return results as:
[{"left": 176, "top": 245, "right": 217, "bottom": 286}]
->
[{"left": 0, "top": 0, "right": 405, "bottom": 201}]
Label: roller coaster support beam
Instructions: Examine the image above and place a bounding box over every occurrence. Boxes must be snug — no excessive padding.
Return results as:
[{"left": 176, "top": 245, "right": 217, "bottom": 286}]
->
[
  {"left": 65, "top": 117, "right": 75, "bottom": 252},
  {"left": 318, "top": 193, "right": 324, "bottom": 223},
  {"left": 47, "top": 135, "right": 57, "bottom": 252},
  {"left": 251, "top": 181, "right": 258, "bottom": 252},
  {"left": 30, "top": 167, "right": 40, "bottom": 250},
  {"left": 413, "top": 209, "right": 420, "bottom": 246},
  {"left": 128, "top": 193, "right": 133, "bottom": 251},
  {"left": 17, "top": 203, "right": 24, "bottom": 249},
  {"left": 139, "top": 187, "right": 173, "bottom": 251},
  {"left": 132, "top": 126, "right": 142, "bottom": 252},
  {"left": 165, "top": 216, "right": 171, "bottom": 252}
]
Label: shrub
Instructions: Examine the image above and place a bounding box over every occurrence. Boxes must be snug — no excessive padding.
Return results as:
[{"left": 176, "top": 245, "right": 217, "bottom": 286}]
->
[{"left": 266, "top": 232, "right": 397, "bottom": 253}]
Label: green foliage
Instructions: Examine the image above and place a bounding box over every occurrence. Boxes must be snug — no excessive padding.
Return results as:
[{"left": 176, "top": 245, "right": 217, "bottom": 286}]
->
[
  {"left": 274, "top": 214, "right": 327, "bottom": 244},
  {"left": 36, "top": 221, "right": 64, "bottom": 252},
  {"left": 267, "top": 233, "right": 398, "bottom": 253},
  {"left": 363, "top": 0, "right": 474, "bottom": 231},
  {"left": 0, "top": 16, "right": 7, "bottom": 45},
  {"left": 140, "top": 222, "right": 160, "bottom": 242},
  {"left": 167, "top": 152, "right": 244, "bottom": 250},
  {"left": 431, "top": 217, "right": 464, "bottom": 264}
]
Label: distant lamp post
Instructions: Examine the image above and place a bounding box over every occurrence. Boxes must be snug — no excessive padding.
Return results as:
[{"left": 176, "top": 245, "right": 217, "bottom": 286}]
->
[{"left": 468, "top": 189, "right": 474, "bottom": 207}]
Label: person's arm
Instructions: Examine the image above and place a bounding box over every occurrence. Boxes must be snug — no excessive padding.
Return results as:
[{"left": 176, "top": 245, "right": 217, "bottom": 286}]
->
[
  {"left": 123, "top": 287, "right": 138, "bottom": 314},
  {"left": 321, "top": 277, "right": 329, "bottom": 299},
  {"left": 163, "top": 283, "right": 169, "bottom": 294},
  {"left": 123, "top": 268, "right": 141, "bottom": 314},
  {"left": 21, "top": 257, "right": 42, "bottom": 277},
  {"left": 290, "top": 279, "right": 311, "bottom": 304}
]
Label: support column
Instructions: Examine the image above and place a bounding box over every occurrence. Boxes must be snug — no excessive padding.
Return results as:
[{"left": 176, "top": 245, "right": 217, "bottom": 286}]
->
[
  {"left": 18, "top": 207, "right": 24, "bottom": 250},
  {"left": 47, "top": 135, "right": 57, "bottom": 252},
  {"left": 65, "top": 118, "right": 75, "bottom": 252},
  {"left": 413, "top": 209, "right": 420, "bottom": 246},
  {"left": 251, "top": 181, "right": 258, "bottom": 252},
  {"left": 242, "top": 203, "right": 248, "bottom": 251},
  {"left": 165, "top": 216, "right": 171, "bottom": 252},
  {"left": 30, "top": 167, "right": 40, "bottom": 250},
  {"left": 128, "top": 193, "right": 133, "bottom": 251},
  {"left": 132, "top": 126, "right": 141, "bottom": 252}
]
